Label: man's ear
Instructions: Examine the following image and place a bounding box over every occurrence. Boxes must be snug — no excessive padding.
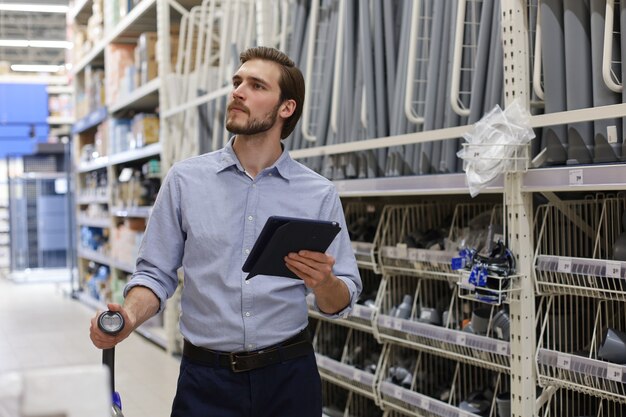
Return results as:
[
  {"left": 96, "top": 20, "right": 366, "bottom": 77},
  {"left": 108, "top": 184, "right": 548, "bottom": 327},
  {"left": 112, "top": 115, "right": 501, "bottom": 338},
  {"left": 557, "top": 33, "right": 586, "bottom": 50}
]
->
[{"left": 279, "top": 99, "right": 296, "bottom": 119}]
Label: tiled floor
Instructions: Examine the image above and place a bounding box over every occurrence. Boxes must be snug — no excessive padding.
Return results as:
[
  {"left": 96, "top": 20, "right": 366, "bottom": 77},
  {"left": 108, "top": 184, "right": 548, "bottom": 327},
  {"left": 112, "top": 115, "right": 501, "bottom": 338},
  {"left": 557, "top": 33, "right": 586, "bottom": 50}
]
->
[{"left": 0, "top": 274, "right": 180, "bottom": 417}]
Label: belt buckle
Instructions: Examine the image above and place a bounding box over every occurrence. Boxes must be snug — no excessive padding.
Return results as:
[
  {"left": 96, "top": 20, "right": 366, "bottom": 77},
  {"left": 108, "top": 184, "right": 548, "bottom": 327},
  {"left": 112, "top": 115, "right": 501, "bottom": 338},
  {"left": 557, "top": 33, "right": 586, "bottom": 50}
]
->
[{"left": 229, "top": 352, "right": 246, "bottom": 373}]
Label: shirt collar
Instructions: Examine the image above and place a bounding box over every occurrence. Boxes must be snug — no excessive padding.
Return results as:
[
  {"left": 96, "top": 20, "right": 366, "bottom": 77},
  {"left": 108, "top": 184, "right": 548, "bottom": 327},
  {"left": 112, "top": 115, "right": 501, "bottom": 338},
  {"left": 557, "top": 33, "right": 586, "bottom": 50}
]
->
[{"left": 216, "top": 136, "right": 292, "bottom": 180}]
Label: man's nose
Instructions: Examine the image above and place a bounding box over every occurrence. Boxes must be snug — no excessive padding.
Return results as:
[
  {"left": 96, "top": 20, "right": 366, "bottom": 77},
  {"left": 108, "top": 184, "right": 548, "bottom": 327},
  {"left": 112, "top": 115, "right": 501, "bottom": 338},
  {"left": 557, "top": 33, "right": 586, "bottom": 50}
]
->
[{"left": 232, "top": 84, "right": 245, "bottom": 100}]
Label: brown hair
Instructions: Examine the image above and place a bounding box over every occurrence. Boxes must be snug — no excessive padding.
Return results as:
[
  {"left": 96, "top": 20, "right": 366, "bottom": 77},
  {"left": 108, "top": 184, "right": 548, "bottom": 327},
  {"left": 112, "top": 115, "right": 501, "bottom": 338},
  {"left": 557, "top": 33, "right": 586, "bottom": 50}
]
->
[{"left": 239, "top": 46, "right": 305, "bottom": 139}]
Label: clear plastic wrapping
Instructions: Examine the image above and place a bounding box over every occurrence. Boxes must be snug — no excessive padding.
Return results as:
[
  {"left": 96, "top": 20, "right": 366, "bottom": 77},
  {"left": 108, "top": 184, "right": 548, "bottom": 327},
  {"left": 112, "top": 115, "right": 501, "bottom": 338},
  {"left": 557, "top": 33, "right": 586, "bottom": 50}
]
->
[{"left": 457, "top": 98, "right": 535, "bottom": 197}]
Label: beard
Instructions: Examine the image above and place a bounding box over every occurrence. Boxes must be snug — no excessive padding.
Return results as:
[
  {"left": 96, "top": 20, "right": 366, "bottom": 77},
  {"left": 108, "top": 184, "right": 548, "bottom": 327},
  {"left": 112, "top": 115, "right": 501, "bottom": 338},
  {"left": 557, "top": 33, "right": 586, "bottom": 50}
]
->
[{"left": 225, "top": 102, "right": 281, "bottom": 136}]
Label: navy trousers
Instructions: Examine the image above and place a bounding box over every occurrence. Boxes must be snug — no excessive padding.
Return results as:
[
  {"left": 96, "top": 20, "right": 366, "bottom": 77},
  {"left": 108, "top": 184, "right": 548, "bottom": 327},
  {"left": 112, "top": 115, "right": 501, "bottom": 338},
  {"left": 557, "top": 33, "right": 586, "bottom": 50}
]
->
[{"left": 170, "top": 350, "right": 322, "bottom": 417}]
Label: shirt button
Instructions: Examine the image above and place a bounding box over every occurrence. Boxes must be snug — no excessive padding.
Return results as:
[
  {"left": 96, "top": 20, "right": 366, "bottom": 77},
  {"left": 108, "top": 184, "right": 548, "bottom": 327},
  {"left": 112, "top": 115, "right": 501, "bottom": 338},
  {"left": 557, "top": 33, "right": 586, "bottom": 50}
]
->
[
  {"left": 248, "top": 215, "right": 253, "bottom": 221},
  {"left": 268, "top": 173, "right": 273, "bottom": 177},
  {"left": 245, "top": 312, "right": 251, "bottom": 317},
  {"left": 244, "top": 248, "right": 250, "bottom": 254},
  {"left": 245, "top": 280, "right": 250, "bottom": 285},
  {"left": 252, "top": 184, "right": 256, "bottom": 188}
]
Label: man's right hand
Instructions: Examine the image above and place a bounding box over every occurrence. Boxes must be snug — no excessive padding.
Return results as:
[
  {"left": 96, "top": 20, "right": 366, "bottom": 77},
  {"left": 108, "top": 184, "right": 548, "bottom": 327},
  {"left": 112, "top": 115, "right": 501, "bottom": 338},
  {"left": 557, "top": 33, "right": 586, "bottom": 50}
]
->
[{"left": 89, "top": 303, "right": 136, "bottom": 349}]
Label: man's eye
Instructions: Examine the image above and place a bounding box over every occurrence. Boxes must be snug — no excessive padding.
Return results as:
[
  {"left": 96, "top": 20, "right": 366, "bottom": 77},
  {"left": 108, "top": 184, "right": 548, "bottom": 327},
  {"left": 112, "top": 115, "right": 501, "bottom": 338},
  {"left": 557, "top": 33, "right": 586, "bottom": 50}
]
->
[
  {"left": 254, "top": 83, "right": 264, "bottom": 89},
  {"left": 233, "top": 81, "right": 240, "bottom": 87}
]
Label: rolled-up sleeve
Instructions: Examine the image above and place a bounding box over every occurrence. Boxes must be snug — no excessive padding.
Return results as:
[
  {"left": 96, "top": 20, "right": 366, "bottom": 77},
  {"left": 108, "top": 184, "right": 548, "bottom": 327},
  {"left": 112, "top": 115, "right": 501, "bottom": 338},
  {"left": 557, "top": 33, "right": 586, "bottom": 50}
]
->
[
  {"left": 310, "top": 188, "right": 362, "bottom": 319},
  {"left": 123, "top": 168, "right": 185, "bottom": 312}
]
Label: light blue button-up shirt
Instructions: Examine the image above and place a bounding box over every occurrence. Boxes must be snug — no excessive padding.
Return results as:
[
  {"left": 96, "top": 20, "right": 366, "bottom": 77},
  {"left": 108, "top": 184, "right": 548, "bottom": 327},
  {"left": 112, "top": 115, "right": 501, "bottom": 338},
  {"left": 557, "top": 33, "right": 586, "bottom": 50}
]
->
[{"left": 124, "top": 138, "right": 361, "bottom": 352}]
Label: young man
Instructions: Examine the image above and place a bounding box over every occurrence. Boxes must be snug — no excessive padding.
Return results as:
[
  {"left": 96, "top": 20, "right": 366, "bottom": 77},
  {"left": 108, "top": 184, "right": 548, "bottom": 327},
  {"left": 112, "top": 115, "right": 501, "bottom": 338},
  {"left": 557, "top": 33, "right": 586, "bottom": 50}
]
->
[{"left": 89, "top": 46, "right": 362, "bottom": 417}]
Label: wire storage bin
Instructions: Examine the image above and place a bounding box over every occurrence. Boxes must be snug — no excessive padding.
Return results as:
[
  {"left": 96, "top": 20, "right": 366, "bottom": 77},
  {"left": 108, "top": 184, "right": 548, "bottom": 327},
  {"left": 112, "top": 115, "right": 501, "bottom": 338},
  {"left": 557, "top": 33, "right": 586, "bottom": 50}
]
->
[
  {"left": 377, "top": 345, "right": 509, "bottom": 417},
  {"left": 534, "top": 195, "right": 626, "bottom": 301},
  {"left": 344, "top": 391, "right": 384, "bottom": 417},
  {"left": 375, "top": 274, "right": 422, "bottom": 343},
  {"left": 344, "top": 201, "right": 386, "bottom": 273},
  {"left": 320, "top": 368, "right": 398, "bottom": 417},
  {"left": 313, "top": 319, "right": 350, "bottom": 362},
  {"left": 537, "top": 387, "right": 626, "bottom": 417},
  {"left": 313, "top": 320, "right": 382, "bottom": 401},
  {"left": 315, "top": 326, "right": 382, "bottom": 400},
  {"left": 536, "top": 295, "right": 626, "bottom": 404},
  {"left": 375, "top": 274, "right": 511, "bottom": 373},
  {"left": 377, "top": 203, "right": 456, "bottom": 281},
  {"left": 321, "top": 379, "right": 349, "bottom": 417}
]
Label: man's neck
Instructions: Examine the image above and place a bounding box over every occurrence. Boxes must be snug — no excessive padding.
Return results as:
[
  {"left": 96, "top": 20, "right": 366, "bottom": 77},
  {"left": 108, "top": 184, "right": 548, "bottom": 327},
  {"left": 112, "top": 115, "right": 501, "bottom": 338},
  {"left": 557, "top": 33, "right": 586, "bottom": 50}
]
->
[{"left": 232, "top": 134, "right": 283, "bottom": 178}]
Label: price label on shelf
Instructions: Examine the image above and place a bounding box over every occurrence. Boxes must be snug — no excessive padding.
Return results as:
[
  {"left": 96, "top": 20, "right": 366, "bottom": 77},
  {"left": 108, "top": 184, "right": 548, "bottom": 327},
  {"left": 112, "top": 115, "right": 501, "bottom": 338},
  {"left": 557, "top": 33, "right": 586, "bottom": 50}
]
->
[
  {"left": 607, "top": 364, "right": 623, "bottom": 382},
  {"left": 408, "top": 249, "right": 419, "bottom": 261},
  {"left": 316, "top": 355, "right": 328, "bottom": 368},
  {"left": 607, "top": 125, "right": 618, "bottom": 144},
  {"left": 496, "top": 341, "right": 509, "bottom": 355},
  {"left": 393, "top": 386, "right": 403, "bottom": 399},
  {"left": 353, "top": 369, "right": 363, "bottom": 383},
  {"left": 417, "top": 250, "right": 428, "bottom": 262},
  {"left": 606, "top": 261, "right": 622, "bottom": 279},
  {"left": 392, "top": 318, "right": 403, "bottom": 331},
  {"left": 569, "top": 169, "right": 584, "bottom": 186},
  {"left": 419, "top": 397, "right": 430, "bottom": 410},
  {"left": 557, "top": 258, "right": 572, "bottom": 274},
  {"left": 456, "top": 334, "right": 467, "bottom": 346},
  {"left": 396, "top": 244, "right": 408, "bottom": 259},
  {"left": 557, "top": 354, "right": 571, "bottom": 370}
]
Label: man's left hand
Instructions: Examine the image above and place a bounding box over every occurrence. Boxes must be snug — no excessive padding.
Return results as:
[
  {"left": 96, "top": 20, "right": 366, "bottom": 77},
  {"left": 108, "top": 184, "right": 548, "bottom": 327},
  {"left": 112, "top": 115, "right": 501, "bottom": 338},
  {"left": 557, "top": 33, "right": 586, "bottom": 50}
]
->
[{"left": 284, "top": 250, "right": 335, "bottom": 289}]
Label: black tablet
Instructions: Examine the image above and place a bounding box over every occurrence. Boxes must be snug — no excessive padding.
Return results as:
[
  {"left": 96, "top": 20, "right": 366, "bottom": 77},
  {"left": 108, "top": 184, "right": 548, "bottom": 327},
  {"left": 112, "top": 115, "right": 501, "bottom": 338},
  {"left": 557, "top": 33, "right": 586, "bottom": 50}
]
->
[{"left": 242, "top": 216, "right": 341, "bottom": 280}]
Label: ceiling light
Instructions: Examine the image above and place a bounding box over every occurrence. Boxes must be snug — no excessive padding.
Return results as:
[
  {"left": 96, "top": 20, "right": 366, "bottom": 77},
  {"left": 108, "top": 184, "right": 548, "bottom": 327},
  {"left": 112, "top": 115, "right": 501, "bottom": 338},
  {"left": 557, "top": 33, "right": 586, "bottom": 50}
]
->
[
  {"left": 28, "top": 40, "right": 73, "bottom": 49},
  {"left": 10, "top": 64, "right": 63, "bottom": 73},
  {"left": 0, "top": 4, "right": 68, "bottom": 13},
  {"left": 0, "top": 40, "right": 29, "bottom": 47},
  {"left": 0, "top": 39, "right": 72, "bottom": 49}
]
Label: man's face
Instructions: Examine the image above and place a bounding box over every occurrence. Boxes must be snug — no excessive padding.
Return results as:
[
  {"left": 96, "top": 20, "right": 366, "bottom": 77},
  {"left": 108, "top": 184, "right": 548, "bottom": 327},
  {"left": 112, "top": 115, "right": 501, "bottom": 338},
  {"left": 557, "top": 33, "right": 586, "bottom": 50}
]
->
[{"left": 226, "top": 59, "right": 283, "bottom": 136}]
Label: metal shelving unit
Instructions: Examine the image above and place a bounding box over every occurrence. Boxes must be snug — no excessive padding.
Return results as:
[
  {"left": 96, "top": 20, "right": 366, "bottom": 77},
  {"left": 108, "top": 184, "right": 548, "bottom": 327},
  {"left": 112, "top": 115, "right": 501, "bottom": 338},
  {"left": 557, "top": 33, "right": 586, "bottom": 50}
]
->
[
  {"left": 298, "top": 1, "right": 625, "bottom": 415},
  {"left": 70, "top": 0, "right": 169, "bottom": 351}
]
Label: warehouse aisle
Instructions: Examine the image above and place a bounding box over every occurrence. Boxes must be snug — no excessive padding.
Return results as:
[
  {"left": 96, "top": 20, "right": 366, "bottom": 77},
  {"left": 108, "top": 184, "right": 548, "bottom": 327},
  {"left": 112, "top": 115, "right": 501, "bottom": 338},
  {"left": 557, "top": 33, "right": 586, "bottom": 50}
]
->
[{"left": 0, "top": 274, "right": 180, "bottom": 417}]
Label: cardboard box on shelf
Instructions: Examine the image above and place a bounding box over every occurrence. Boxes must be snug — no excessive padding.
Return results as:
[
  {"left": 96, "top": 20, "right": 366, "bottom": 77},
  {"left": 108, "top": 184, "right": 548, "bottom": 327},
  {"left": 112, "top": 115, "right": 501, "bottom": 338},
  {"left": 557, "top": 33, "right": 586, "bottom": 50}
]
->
[
  {"left": 131, "top": 114, "right": 159, "bottom": 147},
  {"left": 104, "top": 0, "right": 120, "bottom": 33},
  {"left": 134, "top": 46, "right": 141, "bottom": 88},
  {"left": 110, "top": 220, "right": 144, "bottom": 267},
  {"left": 108, "top": 118, "right": 132, "bottom": 154},
  {"left": 105, "top": 43, "right": 135, "bottom": 106},
  {"left": 140, "top": 59, "right": 158, "bottom": 85},
  {"left": 137, "top": 32, "right": 158, "bottom": 85},
  {"left": 126, "top": 217, "right": 146, "bottom": 231},
  {"left": 84, "top": 66, "right": 106, "bottom": 114},
  {"left": 137, "top": 32, "right": 157, "bottom": 59}
]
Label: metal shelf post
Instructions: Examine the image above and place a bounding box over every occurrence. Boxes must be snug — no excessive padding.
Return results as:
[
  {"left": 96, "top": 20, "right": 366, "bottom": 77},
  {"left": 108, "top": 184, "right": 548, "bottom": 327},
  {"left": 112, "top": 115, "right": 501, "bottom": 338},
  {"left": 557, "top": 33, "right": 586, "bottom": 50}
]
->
[{"left": 500, "top": 1, "right": 537, "bottom": 416}]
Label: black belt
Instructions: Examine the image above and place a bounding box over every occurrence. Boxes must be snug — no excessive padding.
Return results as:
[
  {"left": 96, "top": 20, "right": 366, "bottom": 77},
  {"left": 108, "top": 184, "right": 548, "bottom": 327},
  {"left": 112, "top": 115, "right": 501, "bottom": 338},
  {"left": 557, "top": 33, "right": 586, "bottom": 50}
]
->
[{"left": 183, "top": 329, "right": 313, "bottom": 373}]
